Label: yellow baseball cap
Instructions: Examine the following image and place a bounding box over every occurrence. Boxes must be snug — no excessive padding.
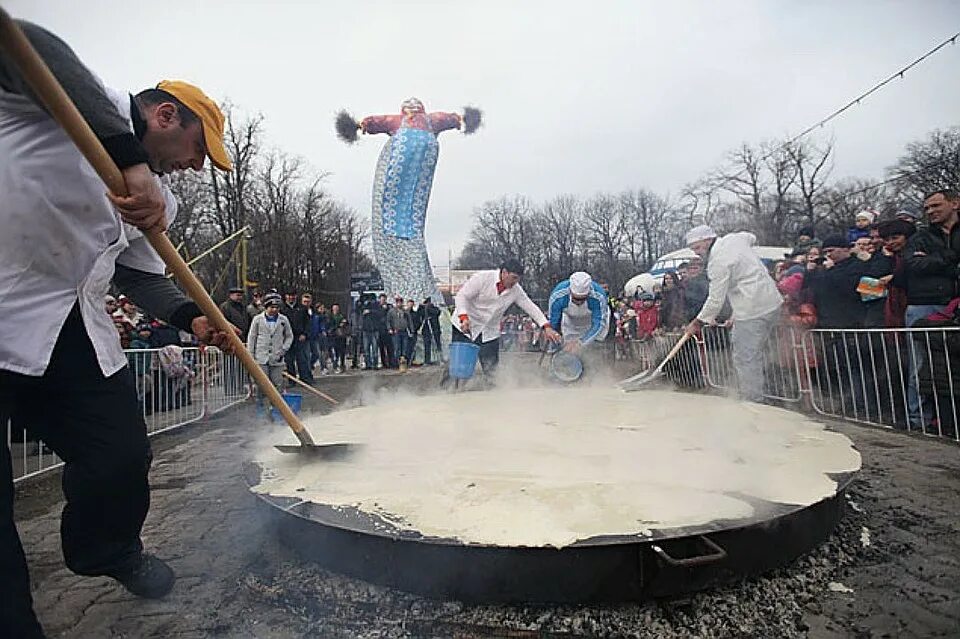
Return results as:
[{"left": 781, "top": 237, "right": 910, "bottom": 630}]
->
[{"left": 156, "top": 80, "right": 232, "bottom": 171}]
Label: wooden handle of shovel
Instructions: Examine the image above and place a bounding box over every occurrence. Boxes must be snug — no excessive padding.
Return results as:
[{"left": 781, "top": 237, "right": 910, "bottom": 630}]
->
[
  {"left": 652, "top": 331, "right": 693, "bottom": 376},
  {"left": 282, "top": 372, "right": 339, "bottom": 406},
  {"left": 0, "top": 10, "right": 315, "bottom": 447}
]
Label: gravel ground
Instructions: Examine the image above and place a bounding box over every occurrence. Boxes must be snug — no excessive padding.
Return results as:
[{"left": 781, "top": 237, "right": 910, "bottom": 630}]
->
[{"left": 14, "top": 363, "right": 960, "bottom": 638}]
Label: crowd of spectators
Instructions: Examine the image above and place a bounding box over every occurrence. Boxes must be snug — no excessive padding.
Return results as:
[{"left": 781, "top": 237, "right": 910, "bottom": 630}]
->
[
  {"left": 229, "top": 289, "right": 446, "bottom": 391},
  {"left": 109, "top": 284, "right": 452, "bottom": 401},
  {"left": 573, "top": 191, "right": 958, "bottom": 432},
  {"left": 106, "top": 294, "right": 198, "bottom": 415},
  {"left": 106, "top": 191, "right": 958, "bottom": 431}
]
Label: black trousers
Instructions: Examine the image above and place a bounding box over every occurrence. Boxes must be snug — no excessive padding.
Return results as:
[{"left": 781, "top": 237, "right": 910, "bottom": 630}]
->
[
  {"left": 378, "top": 330, "right": 395, "bottom": 368},
  {"left": 1, "top": 306, "right": 152, "bottom": 639},
  {"left": 452, "top": 328, "right": 500, "bottom": 375}
]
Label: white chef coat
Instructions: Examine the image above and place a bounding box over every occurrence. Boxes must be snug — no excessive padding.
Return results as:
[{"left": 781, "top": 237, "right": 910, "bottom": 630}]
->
[
  {"left": 453, "top": 270, "right": 549, "bottom": 343},
  {"left": 0, "top": 82, "right": 176, "bottom": 377},
  {"left": 697, "top": 232, "right": 783, "bottom": 324}
]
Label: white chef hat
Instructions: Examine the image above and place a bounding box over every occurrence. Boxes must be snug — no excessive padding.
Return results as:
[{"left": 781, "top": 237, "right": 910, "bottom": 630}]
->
[
  {"left": 685, "top": 224, "right": 717, "bottom": 245},
  {"left": 569, "top": 271, "right": 593, "bottom": 296}
]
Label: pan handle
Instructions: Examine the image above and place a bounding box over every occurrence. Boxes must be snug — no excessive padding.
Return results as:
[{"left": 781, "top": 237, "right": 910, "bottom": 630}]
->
[{"left": 651, "top": 535, "right": 727, "bottom": 568}]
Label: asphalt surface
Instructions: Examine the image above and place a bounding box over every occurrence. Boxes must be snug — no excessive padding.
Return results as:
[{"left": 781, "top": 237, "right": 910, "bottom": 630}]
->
[{"left": 13, "top": 364, "right": 960, "bottom": 638}]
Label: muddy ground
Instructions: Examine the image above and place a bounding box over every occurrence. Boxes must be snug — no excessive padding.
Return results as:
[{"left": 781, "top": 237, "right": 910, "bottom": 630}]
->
[{"left": 13, "top": 362, "right": 960, "bottom": 638}]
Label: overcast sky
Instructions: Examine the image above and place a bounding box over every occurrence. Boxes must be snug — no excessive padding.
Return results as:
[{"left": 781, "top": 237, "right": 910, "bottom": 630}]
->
[{"left": 9, "top": 1, "right": 960, "bottom": 264}]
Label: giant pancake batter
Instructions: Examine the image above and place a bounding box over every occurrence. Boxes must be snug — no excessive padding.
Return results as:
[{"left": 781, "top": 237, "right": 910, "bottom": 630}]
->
[{"left": 255, "top": 388, "right": 861, "bottom": 548}]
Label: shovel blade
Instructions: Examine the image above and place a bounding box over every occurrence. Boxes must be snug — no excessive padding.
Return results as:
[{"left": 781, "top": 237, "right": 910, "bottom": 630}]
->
[
  {"left": 274, "top": 442, "right": 361, "bottom": 459},
  {"left": 618, "top": 370, "right": 660, "bottom": 391}
]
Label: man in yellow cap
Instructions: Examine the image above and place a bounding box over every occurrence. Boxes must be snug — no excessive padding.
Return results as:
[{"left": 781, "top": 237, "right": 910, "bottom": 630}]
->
[{"left": 0, "top": 19, "right": 234, "bottom": 639}]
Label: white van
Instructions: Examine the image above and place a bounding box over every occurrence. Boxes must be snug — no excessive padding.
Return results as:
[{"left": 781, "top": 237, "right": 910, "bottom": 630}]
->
[{"left": 623, "top": 245, "right": 790, "bottom": 296}]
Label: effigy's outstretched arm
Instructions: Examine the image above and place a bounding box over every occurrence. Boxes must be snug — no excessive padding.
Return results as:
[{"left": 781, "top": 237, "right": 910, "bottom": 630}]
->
[
  {"left": 429, "top": 108, "right": 483, "bottom": 135},
  {"left": 335, "top": 112, "right": 403, "bottom": 143},
  {"left": 360, "top": 114, "right": 403, "bottom": 135},
  {"left": 428, "top": 112, "right": 462, "bottom": 134}
]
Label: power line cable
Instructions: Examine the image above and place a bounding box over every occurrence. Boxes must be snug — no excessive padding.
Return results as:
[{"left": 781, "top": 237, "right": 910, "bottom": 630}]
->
[
  {"left": 708, "top": 30, "right": 959, "bottom": 197},
  {"left": 785, "top": 31, "right": 959, "bottom": 147}
]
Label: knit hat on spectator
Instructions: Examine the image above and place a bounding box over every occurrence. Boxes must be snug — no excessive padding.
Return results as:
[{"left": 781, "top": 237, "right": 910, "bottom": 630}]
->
[
  {"left": 896, "top": 209, "right": 922, "bottom": 222},
  {"left": 638, "top": 292, "right": 655, "bottom": 301},
  {"left": 855, "top": 210, "right": 876, "bottom": 224},
  {"left": 685, "top": 225, "right": 717, "bottom": 245},
  {"left": 569, "top": 271, "right": 593, "bottom": 296},
  {"left": 264, "top": 293, "right": 282, "bottom": 306},
  {"left": 777, "top": 272, "right": 805, "bottom": 299},
  {"left": 821, "top": 235, "right": 850, "bottom": 249},
  {"left": 228, "top": 286, "right": 243, "bottom": 294}
]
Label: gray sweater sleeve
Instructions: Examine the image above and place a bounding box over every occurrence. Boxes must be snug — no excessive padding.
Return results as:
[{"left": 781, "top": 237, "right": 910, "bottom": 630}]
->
[
  {"left": 113, "top": 263, "right": 203, "bottom": 332},
  {"left": 0, "top": 20, "right": 149, "bottom": 168}
]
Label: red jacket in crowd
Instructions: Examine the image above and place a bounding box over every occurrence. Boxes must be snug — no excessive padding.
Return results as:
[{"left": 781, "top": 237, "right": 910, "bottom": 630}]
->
[{"left": 636, "top": 305, "right": 659, "bottom": 339}]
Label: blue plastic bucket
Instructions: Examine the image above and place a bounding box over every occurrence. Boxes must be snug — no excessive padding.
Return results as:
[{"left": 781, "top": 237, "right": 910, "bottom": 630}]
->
[
  {"left": 448, "top": 342, "right": 480, "bottom": 380},
  {"left": 270, "top": 392, "right": 302, "bottom": 418}
]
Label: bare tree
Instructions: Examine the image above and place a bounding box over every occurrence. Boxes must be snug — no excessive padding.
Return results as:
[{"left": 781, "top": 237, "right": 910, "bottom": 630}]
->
[
  {"left": 537, "top": 195, "right": 582, "bottom": 283},
  {"left": 788, "top": 138, "right": 833, "bottom": 228},
  {"left": 581, "top": 194, "right": 626, "bottom": 290},
  {"left": 888, "top": 127, "right": 960, "bottom": 205}
]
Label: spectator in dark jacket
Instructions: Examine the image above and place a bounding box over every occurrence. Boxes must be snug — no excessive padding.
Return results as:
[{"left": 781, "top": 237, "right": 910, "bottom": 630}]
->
[
  {"left": 360, "top": 296, "right": 386, "bottom": 369},
  {"left": 332, "top": 318, "right": 350, "bottom": 372},
  {"left": 877, "top": 219, "right": 916, "bottom": 328},
  {"left": 407, "top": 300, "right": 424, "bottom": 364},
  {"left": 309, "top": 302, "right": 330, "bottom": 375},
  {"left": 850, "top": 236, "right": 894, "bottom": 328},
  {"left": 219, "top": 287, "right": 250, "bottom": 339},
  {"left": 658, "top": 271, "right": 685, "bottom": 330},
  {"left": 349, "top": 301, "right": 364, "bottom": 369},
  {"left": 792, "top": 225, "right": 822, "bottom": 257},
  {"left": 387, "top": 297, "right": 412, "bottom": 366},
  {"left": 805, "top": 235, "right": 883, "bottom": 412},
  {"left": 246, "top": 289, "right": 264, "bottom": 321},
  {"left": 378, "top": 294, "right": 396, "bottom": 368},
  {"left": 280, "top": 291, "right": 313, "bottom": 382},
  {"left": 903, "top": 189, "right": 960, "bottom": 427},
  {"left": 903, "top": 190, "right": 960, "bottom": 320},
  {"left": 682, "top": 258, "right": 709, "bottom": 322},
  {"left": 421, "top": 297, "right": 442, "bottom": 364}
]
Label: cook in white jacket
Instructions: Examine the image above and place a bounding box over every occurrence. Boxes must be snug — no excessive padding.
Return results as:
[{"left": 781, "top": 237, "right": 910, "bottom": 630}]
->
[
  {"left": 452, "top": 259, "right": 560, "bottom": 378},
  {"left": 0, "top": 20, "right": 235, "bottom": 638},
  {"left": 684, "top": 226, "right": 783, "bottom": 402}
]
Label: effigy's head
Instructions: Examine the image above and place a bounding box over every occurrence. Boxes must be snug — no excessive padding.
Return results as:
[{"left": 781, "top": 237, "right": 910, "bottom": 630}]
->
[{"left": 401, "top": 97, "right": 425, "bottom": 115}]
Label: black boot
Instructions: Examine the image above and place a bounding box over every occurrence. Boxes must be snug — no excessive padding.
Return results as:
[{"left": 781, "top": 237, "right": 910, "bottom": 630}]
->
[{"left": 106, "top": 553, "right": 175, "bottom": 598}]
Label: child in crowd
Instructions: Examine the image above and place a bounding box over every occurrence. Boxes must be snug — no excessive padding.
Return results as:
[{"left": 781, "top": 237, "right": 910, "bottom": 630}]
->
[
  {"left": 635, "top": 292, "right": 659, "bottom": 340},
  {"left": 846, "top": 209, "right": 876, "bottom": 244}
]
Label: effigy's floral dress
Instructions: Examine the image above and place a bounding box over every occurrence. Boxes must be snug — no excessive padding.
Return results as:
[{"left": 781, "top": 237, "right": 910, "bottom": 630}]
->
[{"left": 361, "top": 108, "right": 461, "bottom": 304}]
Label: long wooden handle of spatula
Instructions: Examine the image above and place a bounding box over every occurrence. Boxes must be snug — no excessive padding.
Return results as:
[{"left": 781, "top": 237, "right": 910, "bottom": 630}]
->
[
  {"left": 653, "top": 332, "right": 693, "bottom": 375},
  {"left": 0, "top": 9, "right": 315, "bottom": 446},
  {"left": 283, "top": 372, "right": 339, "bottom": 405}
]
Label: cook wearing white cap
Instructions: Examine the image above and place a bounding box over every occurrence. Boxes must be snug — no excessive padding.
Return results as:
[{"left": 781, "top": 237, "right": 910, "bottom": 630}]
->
[
  {"left": 547, "top": 271, "right": 610, "bottom": 353},
  {"left": 683, "top": 226, "right": 782, "bottom": 402}
]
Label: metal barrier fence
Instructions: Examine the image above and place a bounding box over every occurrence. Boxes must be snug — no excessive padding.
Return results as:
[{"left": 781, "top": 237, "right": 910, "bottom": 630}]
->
[
  {"left": 620, "top": 324, "right": 960, "bottom": 444},
  {"left": 804, "top": 327, "right": 959, "bottom": 441},
  {"left": 8, "top": 346, "right": 251, "bottom": 484}
]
